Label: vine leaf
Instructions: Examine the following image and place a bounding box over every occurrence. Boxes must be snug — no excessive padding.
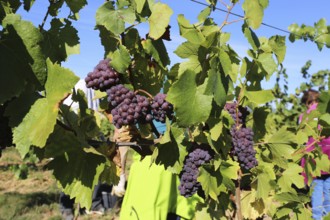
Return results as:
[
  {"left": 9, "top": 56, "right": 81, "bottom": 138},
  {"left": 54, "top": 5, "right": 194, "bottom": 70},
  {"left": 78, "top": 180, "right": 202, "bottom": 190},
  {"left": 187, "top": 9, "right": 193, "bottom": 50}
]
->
[
  {"left": 110, "top": 45, "right": 131, "bottom": 73},
  {"left": 266, "top": 126, "right": 296, "bottom": 160},
  {"left": 277, "top": 163, "right": 304, "bottom": 193},
  {"left": 13, "top": 60, "right": 79, "bottom": 157},
  {"left": 241, "top": 190, "right": 267, "bottom": 219},
  {"left": 141, "top": 38, "right": 170, "bottom": 68},
  {"left": 135, "top": 0, "right": 146, "bottom": 13},
  {"left": 96, "top": 2, "right": 136, "bottom": 35},
  {"left": 206, "top": 57, "right": 228, "bottom": 107},
  {"left": 254, "top": 164, "right": 275, "bottom": 200},
  {"left": 177, "top": 14, "right": 205, "bottom": 44},
  {"left": 242, "top": 0, "right": 268, "bottom": 29},
  {"left": 148, "top": 2, "right": 173, "bottom": 40},
  {"left": 42, "top": 18, "right": 80, "bottom": 63},
  {"left": 167, "top": 70, "right": 212, "bottom": 126},
  {"left": 0, "top": 14, "right": 46, "bottom": 103},
  {"left": 198, "top": 166, "right": 224, "bottom": 201},
  {"left": 46, "top": 126, "right": 106, "bottom": 209},
  {"left": 269, "top": 35, "right": 286, "bottom": 64},
  {"left": 174, "top": 41, "right": 199, "bottom": 59},
  {"left": 23, "top": 0, "right": 35, "bottom": 11},
  {"left": 65, "top": 0, "right": 87, "bottom": 19},
  {"left": 153, "top": 122, "right": 187, "bottom": 174},
  {"left": 242, "top": 22, "right": 260, "bottom": 51},
  {"left": 245, "top": 89, "right": 274, "bottom": 105}
]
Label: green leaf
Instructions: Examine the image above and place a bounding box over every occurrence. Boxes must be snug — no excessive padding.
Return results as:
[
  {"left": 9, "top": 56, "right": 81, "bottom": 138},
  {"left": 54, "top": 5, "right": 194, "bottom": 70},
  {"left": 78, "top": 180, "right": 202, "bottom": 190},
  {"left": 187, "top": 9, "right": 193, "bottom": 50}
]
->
[
  {"left": 4, "top": 89, "right": 39, "bottom": 127},
  {"left": 130, "top": 55, "right": 165, "bottom": 95},
  {"left": 254, "top": 165, "right": 275, "bottom": 199},
  {"left": 219, "top": 49, "right": 232, "bottom": 77},
  {"left": 42, "top": 18, "right": 80, "bottom": 63},
  {"left": 220, "top": 159, "right": 240, "bottom": 180},
  {"left": 174, "top": 41, "right": 199, "bottom": 59},
  {"left": 242, "top": 22, "right": 260, "bottom": 50},
  {"left": 23, "top": 0, "right": 35, "bottom": 11},
  {"left": 278, "top": 163, "right": 304, "bottom": 192},
  {"left": 265, "top": 127, "right": 296, "bottom": 166},
  {"left": 142, "top": 38, "right": 170, "bottom": 68},
  {"left": 179, "top": 56, "right": 202, "bottom": 74},
  {"left": 65, "top": 0, "right": 87, "bottom": 13},
  {"left": 197, "top": 7, "right": 211, "bottom": 22},
  {"left": 257, "top": 53, "right": 278, "bottom": 77},
  {"left": 135, "top": 0, "right": 146, "bottom": 13},
  {"left": 167, "top": 70, "right": 213, "bottom": 126},
  {"left": 47, "top": 127, "right": 106, "bottom": 209},
  {"left": 148, "top": 2, "right": 173, "bottom": 40},
  {"left": 96, "top": 2, "right": 136, "bottom": 35},
  {"left": 241, "top": 190, "right": 266, "bottom": 219},
  {"left": 0, "top": 0, "right": 21, "bottom": 22},
  {"left": 206, "top": 57, "right": 228, "bottom": 107},
  {"left": 109, "top": 45, "right": 131, "bottom": 73},
  {"left": 97, "top": 25, "right": 120, "bottom": 57},
  {"left": 2, "top": 14, "right": 46, "bottom": 84},
  {"left": 245, "top": 89, "right": 275, "bottom": 105},
  {"left": 13, "top": 60, "right": 79, "bottom": 157},
  {"left": 0, "top": 14, "right": 46, "bottom": 103},
  {"left": 198, "top": 166, "right": 225, "bottom": 201},
  {"left": 269, "top": 35, "right": 286, "bottom": 64},
  {"left": 153, "top": 124, "right": 187, "bottom": 173},
  {"left": 177, "top": 14, "right": 205, "bottom": 44},
  {"left": 274, "top": 192, "right": 308, "bottom": 203},
  {"left": 242, "top": 0, "right": 268, "bottom": 29}
]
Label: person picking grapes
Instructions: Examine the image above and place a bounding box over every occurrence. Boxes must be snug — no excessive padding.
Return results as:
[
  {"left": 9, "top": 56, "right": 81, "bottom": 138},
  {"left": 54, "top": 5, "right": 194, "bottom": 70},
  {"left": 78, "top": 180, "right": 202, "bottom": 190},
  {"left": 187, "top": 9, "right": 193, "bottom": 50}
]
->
[{"left": 299, "top": 89, "right": 330, "bottom": 220}]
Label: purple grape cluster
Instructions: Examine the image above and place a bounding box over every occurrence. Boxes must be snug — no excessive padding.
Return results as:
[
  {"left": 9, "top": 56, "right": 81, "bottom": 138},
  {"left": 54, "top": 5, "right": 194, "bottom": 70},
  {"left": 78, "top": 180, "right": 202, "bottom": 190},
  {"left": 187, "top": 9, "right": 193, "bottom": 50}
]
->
[
  {"left": 151, "top": 93, "right": 173, "bottom": 123},
  {"left": 225, "top": 102, "right": 257, "bottom": 170},
  {"left": 224, "top": 102, "right": 249, "bottom": 125},
  {"left": 178, "top": 145, "right": 213, "bottom": 198},
  {"left": 107, "top": 84, "right": 135, "bottom": 107},
  {"left": 85, "top": 59, "right": 120, "bottom": 91},
  {"left": 230, "top": 127, "right": 257, "bottom": 170},
  {"left": 110, "top": 85, "right": 153, "bottom": 128}
]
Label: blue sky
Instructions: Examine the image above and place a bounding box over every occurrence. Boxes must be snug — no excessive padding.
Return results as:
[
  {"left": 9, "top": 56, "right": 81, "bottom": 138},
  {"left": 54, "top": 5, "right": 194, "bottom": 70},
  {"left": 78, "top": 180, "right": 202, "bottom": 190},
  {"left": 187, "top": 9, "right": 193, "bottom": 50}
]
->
[{"left": 18, "top": 0, "right": 330, "bottom": 94}]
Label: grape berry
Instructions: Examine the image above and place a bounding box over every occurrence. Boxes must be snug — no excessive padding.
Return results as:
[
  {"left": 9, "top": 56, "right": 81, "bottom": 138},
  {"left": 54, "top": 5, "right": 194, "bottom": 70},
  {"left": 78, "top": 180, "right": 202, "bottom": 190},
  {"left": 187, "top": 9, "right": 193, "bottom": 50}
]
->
[
  {"left": 85, "top": 59, "right": 120, "bottom": 91},
  {"left": 110, "top": 85, "right": 153, "bottom": 128},
  {"left": 151, "top": 93, "right": 173, "bottom": 123},
  {"left": 225, "top": 102, "right": 257, "bottom": 170},
  {"left": 178, "top": 144, "right": 213, "bottom": 197}
]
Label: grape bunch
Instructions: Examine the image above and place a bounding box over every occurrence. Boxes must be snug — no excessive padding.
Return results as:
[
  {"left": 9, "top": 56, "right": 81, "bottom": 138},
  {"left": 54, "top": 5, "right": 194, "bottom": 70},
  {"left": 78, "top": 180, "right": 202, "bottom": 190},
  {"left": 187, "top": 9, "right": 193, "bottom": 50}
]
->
[
  {"left": 230, "top": 127, "right": 257, "bottom": 170},
  {"left": 225, "top": 102, "right": 257, "bottom": 170},
  {"left": 85, "top": 59, "right": 120, "bottom": 91},
  {"left": 110, "top": 85, "right": 153, "bottom": 128},
  {"left": 151, "top": 93, "right": 173, "bottom": 123},
  {"left": 107, "top": 84, "right": 135, "bottom": 107},
  {"left": 178, "top": 144, "right": 213, "bottom": 198},
  {"left": 224, "top": 102, "right": 249, "bottom": 125}
]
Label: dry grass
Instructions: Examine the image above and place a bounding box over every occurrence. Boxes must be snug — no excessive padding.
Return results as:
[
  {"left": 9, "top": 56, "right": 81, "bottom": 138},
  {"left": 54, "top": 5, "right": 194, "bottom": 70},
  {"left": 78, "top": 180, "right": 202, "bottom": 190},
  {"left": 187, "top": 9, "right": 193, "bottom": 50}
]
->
[{"left": 0, "top": 148, "right": 121, "bottom": 220}]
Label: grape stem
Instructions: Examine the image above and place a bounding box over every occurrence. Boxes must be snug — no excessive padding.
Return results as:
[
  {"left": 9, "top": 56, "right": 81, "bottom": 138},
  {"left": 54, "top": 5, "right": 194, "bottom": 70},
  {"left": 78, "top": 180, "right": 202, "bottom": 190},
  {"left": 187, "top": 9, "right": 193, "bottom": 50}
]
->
[
  {"left": 135, "top": 89, "right": 154, "bottom": 99},
  {"left": 39, "top": 0, "right": 55, "bottom": 31}
]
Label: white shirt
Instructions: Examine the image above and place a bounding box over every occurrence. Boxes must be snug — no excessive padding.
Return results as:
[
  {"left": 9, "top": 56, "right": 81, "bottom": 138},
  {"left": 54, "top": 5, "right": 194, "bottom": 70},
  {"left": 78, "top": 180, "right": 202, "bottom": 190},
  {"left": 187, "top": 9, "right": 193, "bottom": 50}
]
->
[{"left": 64, "top": 79, "right": 99, "bottom": 111}]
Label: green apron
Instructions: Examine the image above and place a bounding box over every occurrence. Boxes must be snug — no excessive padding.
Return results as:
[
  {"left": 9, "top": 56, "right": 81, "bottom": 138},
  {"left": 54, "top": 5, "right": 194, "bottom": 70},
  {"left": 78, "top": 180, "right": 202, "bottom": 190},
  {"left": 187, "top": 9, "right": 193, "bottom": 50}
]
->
[{"left": 120, "top": 155, "right": 202, "bottom": 220}]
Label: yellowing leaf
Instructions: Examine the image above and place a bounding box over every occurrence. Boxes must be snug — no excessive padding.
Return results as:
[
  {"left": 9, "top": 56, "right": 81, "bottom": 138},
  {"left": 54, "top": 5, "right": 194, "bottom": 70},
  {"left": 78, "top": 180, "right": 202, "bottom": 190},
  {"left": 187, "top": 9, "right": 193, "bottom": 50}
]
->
[{"left": 148, "top": 3, "right": 173, "bottom": 40}]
